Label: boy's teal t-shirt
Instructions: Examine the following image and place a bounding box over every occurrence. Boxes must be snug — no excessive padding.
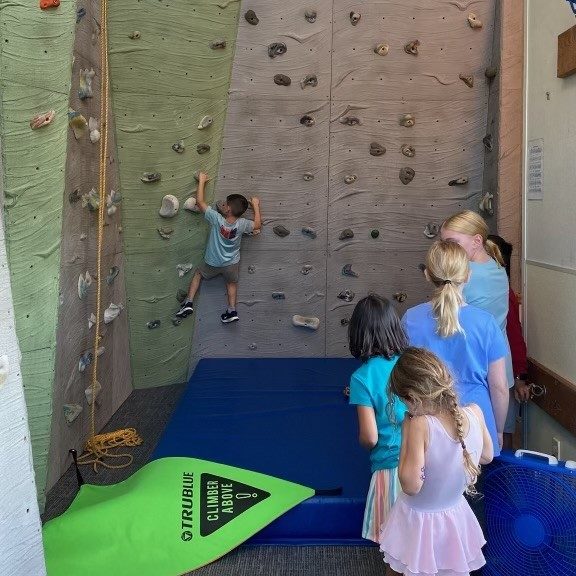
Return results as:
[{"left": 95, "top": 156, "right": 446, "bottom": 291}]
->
[{"left": 349, "top": 356, "right": 406, "bottom": 472}]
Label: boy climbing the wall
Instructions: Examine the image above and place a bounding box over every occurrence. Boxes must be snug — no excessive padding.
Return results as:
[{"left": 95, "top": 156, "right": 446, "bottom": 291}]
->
[{"left": 176, "top": 172, "right": 261, "bottom": 323}]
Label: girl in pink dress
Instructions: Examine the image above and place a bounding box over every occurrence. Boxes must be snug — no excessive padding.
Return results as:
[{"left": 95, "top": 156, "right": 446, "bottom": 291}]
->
[{"left": 380, "top": 348, "right": 494, "bottom": 576}]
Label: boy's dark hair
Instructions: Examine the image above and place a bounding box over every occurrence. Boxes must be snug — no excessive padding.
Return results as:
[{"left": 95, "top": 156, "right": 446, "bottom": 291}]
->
[
  {"left": 348, "top": 294, "right": 408, "bottom": 362},
  {"left": 487, "top": 234, "right": 512, "bottom": 278},
  {"left": 226, "top": 194, "right": 249, "bottom": 217}
]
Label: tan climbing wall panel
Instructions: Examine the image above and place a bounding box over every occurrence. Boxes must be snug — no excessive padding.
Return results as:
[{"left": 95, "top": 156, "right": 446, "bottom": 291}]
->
[
  {"left": 191, "top": 0, "right": 498, "bottom": 362},
  {"left": 108, "top": 0, "right": 240, "bottom": 388},
  {"left": 46, "top": 0, "right": 133, "bottom": 492}
]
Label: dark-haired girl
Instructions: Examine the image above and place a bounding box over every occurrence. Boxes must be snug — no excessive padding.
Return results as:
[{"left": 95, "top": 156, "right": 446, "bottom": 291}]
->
[{"left": 348, "top": 294, "right": 408, "bottom": 543}]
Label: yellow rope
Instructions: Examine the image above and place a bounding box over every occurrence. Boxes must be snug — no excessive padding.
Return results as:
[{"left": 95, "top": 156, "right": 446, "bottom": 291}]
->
[{"left": 78, "top": 0, "right": 142, "bottom": 471}]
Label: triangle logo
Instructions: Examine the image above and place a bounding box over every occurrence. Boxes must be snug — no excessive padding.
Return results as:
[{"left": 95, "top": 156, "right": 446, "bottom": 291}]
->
[{"left": 200, "top": 472, "right": 270, "bottom": 536}]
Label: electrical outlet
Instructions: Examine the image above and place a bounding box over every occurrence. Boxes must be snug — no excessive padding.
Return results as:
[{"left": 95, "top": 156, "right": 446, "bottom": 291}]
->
[{"left": 552, "top": 437, "right": 561, "bottom": 460}]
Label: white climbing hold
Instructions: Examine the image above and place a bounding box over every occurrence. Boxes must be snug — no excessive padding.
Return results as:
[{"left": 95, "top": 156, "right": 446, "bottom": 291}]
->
[
  {"left": 88, "top": 313, "right": 96, "bottom": 329},
  {"left": 183, "top": 197, "right": 200, "bottom": 213},
  {"left": 198, "top": 115, "right": 213, "bottom": 130},
  {"left": 89, "top": 117, "right": 100, "bottom": 143},
  {"left": 78, "top": 271, "right": 92, "bottom": 299},
  {"left": 479, "top": 191, "right": 494, "bottom": 215},
  {"left": 177, "top": 263, "right": 194, "bottom": 277},
  {"left": 63, "top": 404, "right": 83, "bottom": 424},
  {"left": 159, "top": 195, "right": 179, "bottom": 218},
  {"left": 292, "top": 315, "right": 320, "bottom": 330},
  {"left": 0, "top": 355, "right": 9, "bottom": 388},
  {"left": 106, "top": 189, "right": 122, "bottom": 216},
  {"left": 104, "top": 302, "right": 123, "bottom": 324},
  {"left": 80, "top": 232, "right": 87, "bottom": 240},
  {"left": 85, "top": 380, "right": 102, "bottom": 406},
  {"left": 78, "top": 68, "right": 96, "bottom": 100}
]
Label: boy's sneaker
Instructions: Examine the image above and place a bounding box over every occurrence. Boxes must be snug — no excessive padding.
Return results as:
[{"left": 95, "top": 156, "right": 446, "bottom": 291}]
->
[
  {"left": 175, "top": 300, "right": 194, "bottom": 319},
  {"left": 221, "top": 310, "right": 239, "bottom": 323}
]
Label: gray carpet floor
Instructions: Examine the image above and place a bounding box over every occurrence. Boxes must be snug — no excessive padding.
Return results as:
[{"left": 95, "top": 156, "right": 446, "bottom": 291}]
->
[{"left": 43, "top": 384, "right": 386, "bottom": 576}]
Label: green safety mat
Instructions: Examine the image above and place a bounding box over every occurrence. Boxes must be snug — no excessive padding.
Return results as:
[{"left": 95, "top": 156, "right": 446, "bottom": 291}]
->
[{"left": 43, "top": 457, "right": 315, "bottom": 575}]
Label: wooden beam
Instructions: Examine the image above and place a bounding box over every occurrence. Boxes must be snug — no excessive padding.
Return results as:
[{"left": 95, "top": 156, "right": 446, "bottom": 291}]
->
[
  {"left": 558, "top": 24, "right": 576, "bottom": 78},
  {"left": 527, "top": 357, "right": 576, "bottom": 437}
]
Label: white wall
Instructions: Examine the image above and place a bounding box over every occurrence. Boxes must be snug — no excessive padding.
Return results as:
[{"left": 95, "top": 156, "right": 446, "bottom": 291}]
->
[{"left": 524, "top": 0, "right": 576, "bottom": 459}]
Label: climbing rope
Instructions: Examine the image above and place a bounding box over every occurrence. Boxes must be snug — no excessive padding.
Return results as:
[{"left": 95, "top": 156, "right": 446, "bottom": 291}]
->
[{"left": 78, "top": 0, "right": 142, "bottom": 472}]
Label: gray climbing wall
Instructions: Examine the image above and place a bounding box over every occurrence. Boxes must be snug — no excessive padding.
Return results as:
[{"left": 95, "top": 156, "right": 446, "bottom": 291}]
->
[
  {"left": 191, "top": 0, "right": 498, "bottom": 362},
  {"left": 45, "top": 0, "right": 132, "bottom": 492}
]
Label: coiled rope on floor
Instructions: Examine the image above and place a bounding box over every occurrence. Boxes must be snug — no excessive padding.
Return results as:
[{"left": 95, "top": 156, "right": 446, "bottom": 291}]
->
[{"left": 77, "top": 0, "right": 142, "bottom": 472}]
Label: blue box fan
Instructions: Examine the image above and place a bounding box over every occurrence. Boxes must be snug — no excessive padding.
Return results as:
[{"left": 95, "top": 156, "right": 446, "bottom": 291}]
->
[{"left": 483, "top": 450, "right": 576, "bottom": 575}]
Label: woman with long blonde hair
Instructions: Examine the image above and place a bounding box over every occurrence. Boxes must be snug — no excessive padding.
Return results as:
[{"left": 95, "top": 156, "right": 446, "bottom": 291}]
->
[
  {"left": 402, "top": 239, "right": 509, "bottom": 453},
  {"left": 379, "top": 348, "right": 493, "bottom": 576}
]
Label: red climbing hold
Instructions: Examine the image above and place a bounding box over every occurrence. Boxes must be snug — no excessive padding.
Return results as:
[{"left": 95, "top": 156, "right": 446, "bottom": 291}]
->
[{"left": 40, "top": 0, "right": 60, "bottom": 9}]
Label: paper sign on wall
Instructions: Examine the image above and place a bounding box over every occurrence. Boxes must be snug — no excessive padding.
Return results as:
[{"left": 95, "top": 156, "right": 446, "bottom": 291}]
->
[{"left": 528, "top": 138, "right": 544, "bottom": 201}]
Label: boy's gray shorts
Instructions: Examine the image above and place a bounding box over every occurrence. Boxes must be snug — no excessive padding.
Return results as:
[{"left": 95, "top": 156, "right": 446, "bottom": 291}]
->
[{"left": 197, "top": 262, "right": 239, "bottom": 283}]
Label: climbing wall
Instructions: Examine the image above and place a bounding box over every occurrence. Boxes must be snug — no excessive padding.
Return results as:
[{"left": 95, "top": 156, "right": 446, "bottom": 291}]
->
[
  {"left": 45, "top": 0, "right": 133, "bottom": 492},
  {"left": 191, "top": 0, "right": 498, "bottom": 361},
  {"left": 107, "top": 0, "right": 240, "bottom": 388}
]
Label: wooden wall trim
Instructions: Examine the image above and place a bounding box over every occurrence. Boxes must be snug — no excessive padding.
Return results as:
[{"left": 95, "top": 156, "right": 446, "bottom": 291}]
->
[{"left": 527, "top": 357, "right": 576, "bottom": 437}]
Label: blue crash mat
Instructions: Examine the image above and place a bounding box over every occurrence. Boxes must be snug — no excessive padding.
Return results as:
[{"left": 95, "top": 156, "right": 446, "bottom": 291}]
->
[{"left": 152, "top": 358, "right": 374, "bottom": 545}]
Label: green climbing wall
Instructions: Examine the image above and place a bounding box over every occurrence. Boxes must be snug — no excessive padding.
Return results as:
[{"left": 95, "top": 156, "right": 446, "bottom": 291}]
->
[
  {"left": 107, "top": 0, "right": 240, "bottom": 388},
  {"left": 0, "top": 4, "right": 75, "bottom": 504}
]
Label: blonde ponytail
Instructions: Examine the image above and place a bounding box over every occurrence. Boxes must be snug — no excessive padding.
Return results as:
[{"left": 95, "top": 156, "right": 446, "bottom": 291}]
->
[
  {"left": 426, "top": 240, "right": 470, "bottom": 337},
  {"left": 485, "top": 238, "right": 505, "bottom": 267}
]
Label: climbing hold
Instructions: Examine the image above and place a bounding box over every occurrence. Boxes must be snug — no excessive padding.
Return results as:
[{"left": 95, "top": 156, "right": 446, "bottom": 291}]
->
[
  {"left": 292, "top": 315, "right": 320, "bottom": 330},
  {"left": 399, "top": 167, "right": 415, "bottom": 185},
  {"left": 479, "top": 191, "right": 494, "bottom": 215},
  {"left": 468, "top": 13, "right": 483, "bottom": 29},
  {"left": 340, "top": 116, "right": 361, "bottom": 126},
  {"left": 274, "top": 74, "right": 292, "bottom": 86},
  {"left": 106, "top": 266, "right": 119, "bottom": 285},
  {"left": 305, "top": 9, "right": 317, "bottom": 23},
  {"left": 374, "top": 43, "right": 389, "bottom": 56},
  {"left": 483, "top": 134, "right": 493, "bottom": 152},
  {"left": 128, "top": 31, "right": 141, "bottom": 39},
  {"left": 303, "top": 172, "right": 314, "bottom": 181},
  {"left": 339, "top": 228, "right": 354, "bottom": 241},
  {"left": 30, "top": 110, "right": 55, "bottom": 130},
  {"left": 78, "top": 68, "right": 95, "bottom": 100},
  {"left": 184, "top": 197, "right": 199, "bottom": 212},
  {"left": 172, "top": 317, "right": 182, "bottom": 327},
  {"left": 248, "top": 343, "right": 258, "bottom": 351},
  {"left": 40, "top": 0, "right": 59, "bottom": 10},
  {"left": 159, "top": 195, "right": 179, "bottom": 218},
  {"left": 273, "top": 225, "right": 290, "bottom": 238},
  {"left": 0, "top": 356, "right": 8, "bottom": 388},
  {"left": 371, "top": 229, "right": 379, "bottom": 239},
  {"left": 172, "top": 141, "right": 185, "bottom": 154},
  {"left": 89, "top": 117, "right": 100, "bottom": 143},
  {"left": 63, "top": 404, "right": 82, "bottom": 425},
  {"left": 370, "top": 142, "right": 386, "bottom": 157},
  {"left": 85, "top": 380, "right": 102, "bottom": 406},
  {"left": 448, "top": 177, "right": 469, "bottom": 186},
  {"left": 404, "top": 40, "right": 420, "bottom": 56},
  {"left": 81, "top": 188, "right": 99, "bottom": 211},
  {"left": 401, "top": 144, "right": 416, "bottom": 158},
  {"left": 268, "top": 42, "right": 287, "bottom": 58},
  {"left": 157, "top": 227, "right": 174, "bottom": 240},
  {"left": 106, "top": 190, "right": 122, "bottom": 216},
  {"left": 300, "top": 74, "right": 318, "bottom": 89},
  {"left": 302, "top": 227, "right": 317, "bottom": 239},
  {"left": 104, "top": 303, "right": 123, "bottom": 324},
  {"left": 80, "top": 233, "right": 87, "bottom": 241},
  {"left": 141, "top": 172, "right": 161, "bottom": 183},
  {"left": 344, "top": 174, "right": 357, "bottom": 185},
  {"left": 248, "top": 265, "right": 256, "bottom": 274},
  {"left": 196, "top": 144, "right": 210, "bottom": 154},
  {"left": 459, "top": 73, "right": 474, "bottom": 88},
  {"left": 147, "top": 320, "right": 161, "bottom": 330},
  {"left": 349, "top": 11, "right": 361, "bottom": 25},
  {"left": 342, "top": 264, "right": 359, "bottom": 278},
  {"left": 418, "top": 263, "right": 427, "bottom": 273},
  {"left": 69, "top": 188, "right": 81, "bottom": 203},
  {"left": 210, "top": 39, "right": 227, "bottom": 50},
  {"left": 78, "top": 271, "right": 92, "bottom": 300},
  {"left": 301, "top": 264, "right": 313, "bottom": 275},
  {"left": 338, "top": 290, "right": 355, "bottom": 302},
  {"left": 244, "top": 9, "right": 259, "bottom": 25},
  {"left": 198, "top": 115, "right": 213, "bottom": 130},
  {"left": 400, "top": 114, "right": 415, "bottom": 128},
  {"left": 272, "top": 292, "right": 286, "bottom": 300},
  {"left": 177, "top": 263, "right": 194, "bottom": 277},
  {"left": 76, "top": 7, "right": 86, "bottom": 22},
  {"left": 485, "top": 67, "right": 498, "bottom": 82},
  {"left": 78, "top": 351, "right": 93, "bottom": 373},
  {"left": 68, "top": 110, "right": 88, "bottom": 140},
  {"left": 424, "top": 223, "right": 439, "bottom": 239},
  {"left": 340, "top": 318, "right": 350, "bottom": 326},
  {"left": 393, "top": 292, "right": 408, "bottom": 303},
  {"left": 300, "top": 115, "right": 315, "bottom": 127}
]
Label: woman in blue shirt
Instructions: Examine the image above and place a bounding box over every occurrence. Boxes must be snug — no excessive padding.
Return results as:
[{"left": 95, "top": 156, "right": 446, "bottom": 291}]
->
[{"left": 403, "top": 240, "right": 509, "bottom": 454}]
